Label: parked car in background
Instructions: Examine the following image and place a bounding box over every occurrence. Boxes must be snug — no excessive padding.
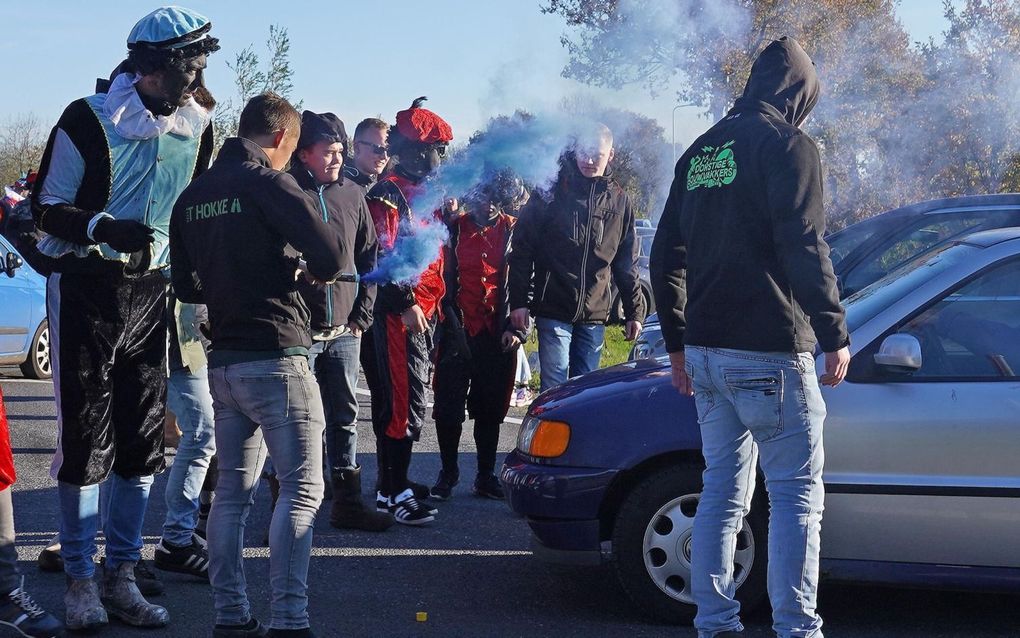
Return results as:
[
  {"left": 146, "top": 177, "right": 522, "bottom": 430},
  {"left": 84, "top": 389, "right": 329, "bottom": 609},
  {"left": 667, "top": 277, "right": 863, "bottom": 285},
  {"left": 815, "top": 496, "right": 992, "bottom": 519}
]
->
[
  {"left": 504, "top": 227, "right": 1020, "bottom": 623},
  {"left": 632, "top": 193, "right": 1020, "bottom": 359},
  {"left": 609, "top": 225, "right": 656, "bottom": 323},
  {"left": 0, "top": 235, "right": 49, "bottom": 379}
]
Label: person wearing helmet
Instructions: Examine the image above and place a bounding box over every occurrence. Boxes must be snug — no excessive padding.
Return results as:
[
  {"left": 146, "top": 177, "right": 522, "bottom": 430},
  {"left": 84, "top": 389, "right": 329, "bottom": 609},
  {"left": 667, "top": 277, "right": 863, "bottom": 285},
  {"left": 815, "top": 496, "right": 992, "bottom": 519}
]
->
[
  {"left": 29, "top": 6, "right": 219, "bottom": 631},
  {"left": 363, "top": 97, "right": 450, "bottom": 526},
  {"left": 430, "top": 168, "right": 529, "bottom": 501}
]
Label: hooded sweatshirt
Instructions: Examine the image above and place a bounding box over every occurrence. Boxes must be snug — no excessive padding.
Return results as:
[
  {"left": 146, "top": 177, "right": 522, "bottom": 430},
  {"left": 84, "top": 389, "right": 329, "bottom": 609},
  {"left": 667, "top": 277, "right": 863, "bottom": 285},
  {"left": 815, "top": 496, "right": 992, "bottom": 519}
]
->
[{"left": 650, "top": 37, "right": 848, "bottom": 354}]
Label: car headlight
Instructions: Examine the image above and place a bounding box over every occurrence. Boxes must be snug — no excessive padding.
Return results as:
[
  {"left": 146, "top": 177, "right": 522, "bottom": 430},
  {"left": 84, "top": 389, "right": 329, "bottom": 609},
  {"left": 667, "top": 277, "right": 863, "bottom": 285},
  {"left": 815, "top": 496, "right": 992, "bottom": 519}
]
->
[{"left": 516, "top": 415, "right": 571, "bottom": 458}]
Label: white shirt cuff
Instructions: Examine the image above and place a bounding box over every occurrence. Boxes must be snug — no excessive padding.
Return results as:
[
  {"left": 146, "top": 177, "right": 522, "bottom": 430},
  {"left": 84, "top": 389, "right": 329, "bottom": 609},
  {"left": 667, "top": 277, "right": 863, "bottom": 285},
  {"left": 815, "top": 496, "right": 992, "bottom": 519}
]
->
[{"left": 86, "top": 213, "right": 114, "bottom": 242}]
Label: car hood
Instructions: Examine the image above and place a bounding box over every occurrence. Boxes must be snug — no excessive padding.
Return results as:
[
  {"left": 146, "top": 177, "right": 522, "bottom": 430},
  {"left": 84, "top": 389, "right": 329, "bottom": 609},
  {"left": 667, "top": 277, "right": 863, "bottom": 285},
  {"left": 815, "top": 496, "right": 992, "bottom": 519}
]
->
[{"left": 532, "top": 358, "right": 671, "bottom": 412}]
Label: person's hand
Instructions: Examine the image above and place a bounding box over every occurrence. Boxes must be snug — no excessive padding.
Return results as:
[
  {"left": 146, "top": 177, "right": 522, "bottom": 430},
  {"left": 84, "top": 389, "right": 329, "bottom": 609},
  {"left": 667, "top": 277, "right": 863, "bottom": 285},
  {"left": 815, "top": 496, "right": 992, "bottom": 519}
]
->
[
  {"left": 93, "top": 218, "right": 154, "bottom": 253},
  {"left": 820, "top": 346, "right": 851, "bottom": 387},
  {"left": 669, "top": 350, "right": 693, "bottom": 396},
  {"left": 347, "top": 323, "right": 363, "bottom": 338},
  {"left": 624, "top": 320, "right": 642, "bottom": 341},
  {"left": 401, "top": 305, "right": 427, "bottom": 334},
  {"left": 501, "top": 331, "right": 522, "bottom": 352},
  {"left": 510, "top": 308, "right": 530, "bottom": 331}
]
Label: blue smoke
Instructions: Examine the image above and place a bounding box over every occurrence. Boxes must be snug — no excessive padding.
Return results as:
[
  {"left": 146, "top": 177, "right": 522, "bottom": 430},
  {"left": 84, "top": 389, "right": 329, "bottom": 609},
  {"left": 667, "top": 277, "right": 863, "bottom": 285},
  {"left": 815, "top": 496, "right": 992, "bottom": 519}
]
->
[
  {"left": 361, "top": 111, "right": 599, "bottom": 287},
  {"left": 361, "top": 217, "right": 449, "bottom": 286}
]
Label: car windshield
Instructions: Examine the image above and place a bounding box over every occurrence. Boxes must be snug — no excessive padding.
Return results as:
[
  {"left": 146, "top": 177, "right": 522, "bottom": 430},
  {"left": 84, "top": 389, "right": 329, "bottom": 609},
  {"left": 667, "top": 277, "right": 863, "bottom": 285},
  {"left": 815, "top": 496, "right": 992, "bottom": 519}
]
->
[
  {"left": 843, "top": 241, "right": 980, "bottom": 333},
  {"left": 827, "top": 214, "right": 903, "bottom": 267}
]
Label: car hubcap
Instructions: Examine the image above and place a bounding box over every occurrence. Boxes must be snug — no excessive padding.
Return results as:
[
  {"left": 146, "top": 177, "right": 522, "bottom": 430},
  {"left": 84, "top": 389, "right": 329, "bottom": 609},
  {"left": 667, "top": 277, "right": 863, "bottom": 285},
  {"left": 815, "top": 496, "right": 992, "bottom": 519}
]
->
[
  {"left": 36, "top": 327, "right": 50, "bottom": 375},
  {"left": 642, "top": 492, "right": 755, "bottom": 604}
]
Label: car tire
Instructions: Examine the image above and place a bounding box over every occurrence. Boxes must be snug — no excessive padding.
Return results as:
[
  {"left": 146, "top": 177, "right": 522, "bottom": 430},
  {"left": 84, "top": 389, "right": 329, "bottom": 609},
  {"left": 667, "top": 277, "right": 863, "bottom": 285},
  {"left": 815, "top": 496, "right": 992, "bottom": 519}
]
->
[
  {"left": 610, "top": 463, "right": 768, "bottom": 624},
  {"left": 19, "top": 319, "right": 51, "bottom": 380}
]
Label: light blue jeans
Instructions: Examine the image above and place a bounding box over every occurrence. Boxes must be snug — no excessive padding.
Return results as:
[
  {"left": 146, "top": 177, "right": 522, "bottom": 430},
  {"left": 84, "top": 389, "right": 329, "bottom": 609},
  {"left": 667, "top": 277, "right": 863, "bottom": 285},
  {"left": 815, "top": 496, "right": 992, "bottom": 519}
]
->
[
  {"left": 535, "top": 317, "right": 605, "bottom": 392},
  {"left": 59, "top": 474, "right": 153, "bottom": 579},
  {"left": 207, "top": 356, "right": 325, "bottom": 631},
  {"left": 684, "top": 347, "right": 826, "bottom": 638},
  {"left": 163, "top": 366, "right": 216, "bottom": 546}
]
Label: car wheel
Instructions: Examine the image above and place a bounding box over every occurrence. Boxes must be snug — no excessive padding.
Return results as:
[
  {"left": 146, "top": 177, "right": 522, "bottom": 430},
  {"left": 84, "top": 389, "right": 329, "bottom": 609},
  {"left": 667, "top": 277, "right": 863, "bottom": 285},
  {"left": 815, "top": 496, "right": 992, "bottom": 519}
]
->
[
  {"left": 19, "top": 319, "right": 51, "bottom": 380},
  {"left": 610, "top": 463, "right": 767, "bottom": 624}
]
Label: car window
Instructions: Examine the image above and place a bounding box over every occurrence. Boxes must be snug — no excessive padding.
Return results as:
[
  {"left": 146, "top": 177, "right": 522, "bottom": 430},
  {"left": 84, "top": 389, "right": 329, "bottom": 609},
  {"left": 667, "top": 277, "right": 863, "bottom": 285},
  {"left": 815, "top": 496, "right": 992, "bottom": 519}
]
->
[
  {"left": 840, "top": 210, "right": 1015, "bottom": 296},
  {"left": 850, "top": 257, "right": 1020, "bottom": 381},
  {"left": 827, "top": 215, "right": 900, "bottom": 266}
]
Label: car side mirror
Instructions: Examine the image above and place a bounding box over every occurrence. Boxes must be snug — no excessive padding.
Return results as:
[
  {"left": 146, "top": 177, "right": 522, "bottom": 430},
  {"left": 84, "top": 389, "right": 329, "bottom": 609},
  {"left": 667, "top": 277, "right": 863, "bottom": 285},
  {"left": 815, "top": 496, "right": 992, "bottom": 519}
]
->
[
  {"left": 4, "top": 251, "right": 22, "bottom": 278},
  {"left": 873, "top": 333, "right": 922, "bottom": 373}
]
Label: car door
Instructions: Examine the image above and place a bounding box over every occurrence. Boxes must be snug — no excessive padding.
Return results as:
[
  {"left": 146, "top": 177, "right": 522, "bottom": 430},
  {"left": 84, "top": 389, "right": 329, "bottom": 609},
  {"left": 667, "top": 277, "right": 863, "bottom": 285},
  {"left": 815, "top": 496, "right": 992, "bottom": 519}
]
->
[
  {"left": 0, "top": 237, "right": 33, "bottom": 358},
  {"left": 822, "top": 256, "right": 1020, "bottom": 568}
]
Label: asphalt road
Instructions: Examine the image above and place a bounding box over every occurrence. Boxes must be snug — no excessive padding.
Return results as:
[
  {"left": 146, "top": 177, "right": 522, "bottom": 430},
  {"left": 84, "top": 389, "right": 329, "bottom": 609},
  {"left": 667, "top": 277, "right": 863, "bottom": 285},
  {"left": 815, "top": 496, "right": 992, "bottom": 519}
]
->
[{"left": 1, "top": 369, "right": 1018, "bottom": 638}]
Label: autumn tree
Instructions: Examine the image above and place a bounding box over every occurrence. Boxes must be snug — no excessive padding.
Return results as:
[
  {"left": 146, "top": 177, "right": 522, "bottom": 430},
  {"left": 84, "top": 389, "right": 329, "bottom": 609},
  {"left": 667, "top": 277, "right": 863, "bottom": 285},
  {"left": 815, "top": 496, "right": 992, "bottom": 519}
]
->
[{"left": 544, "top": 0, "right": 1020, "bottom": 227}]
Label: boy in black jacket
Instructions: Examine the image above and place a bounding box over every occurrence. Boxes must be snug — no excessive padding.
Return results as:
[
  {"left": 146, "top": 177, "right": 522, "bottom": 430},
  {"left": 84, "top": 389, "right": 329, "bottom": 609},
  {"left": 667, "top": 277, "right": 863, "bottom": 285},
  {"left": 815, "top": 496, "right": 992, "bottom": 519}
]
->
[
  {"left": 430, "top": 169, "right": 528, "bottom": 501},
  {"left": 650, "top": 37, "right": 850, "bottom": 638},
  {"left": 289, "top": 110, "right": 390, "bottom": 532}
]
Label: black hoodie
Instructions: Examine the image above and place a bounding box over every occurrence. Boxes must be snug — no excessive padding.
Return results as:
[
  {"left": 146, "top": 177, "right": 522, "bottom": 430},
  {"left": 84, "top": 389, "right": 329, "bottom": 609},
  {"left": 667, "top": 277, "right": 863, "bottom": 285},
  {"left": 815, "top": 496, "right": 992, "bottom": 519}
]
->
[{"left": 650, "top": 37, "right": 848, "bottom": 354}]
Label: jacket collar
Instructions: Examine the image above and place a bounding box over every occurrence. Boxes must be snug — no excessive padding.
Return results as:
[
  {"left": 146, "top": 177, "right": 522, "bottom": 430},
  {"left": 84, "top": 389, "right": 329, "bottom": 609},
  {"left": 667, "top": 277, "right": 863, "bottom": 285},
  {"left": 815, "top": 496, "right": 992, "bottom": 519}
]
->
[{"left": 217, "top": 137, "right": 274, "bottom": 169}]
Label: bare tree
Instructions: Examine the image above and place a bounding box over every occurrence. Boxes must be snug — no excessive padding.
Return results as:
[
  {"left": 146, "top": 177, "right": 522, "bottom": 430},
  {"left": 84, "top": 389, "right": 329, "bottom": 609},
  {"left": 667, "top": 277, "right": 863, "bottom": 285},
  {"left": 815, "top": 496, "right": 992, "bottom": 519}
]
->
[{"left": 0, "top": 113, "right": 46, "bottom": 186}]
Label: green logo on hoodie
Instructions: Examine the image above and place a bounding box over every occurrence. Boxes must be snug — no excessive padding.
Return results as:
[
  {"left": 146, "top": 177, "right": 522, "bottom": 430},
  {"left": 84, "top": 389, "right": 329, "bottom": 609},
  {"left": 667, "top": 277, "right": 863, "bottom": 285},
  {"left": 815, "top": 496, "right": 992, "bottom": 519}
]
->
[{"left": 686, "top": 141, "right": 737, "bottom": 191}]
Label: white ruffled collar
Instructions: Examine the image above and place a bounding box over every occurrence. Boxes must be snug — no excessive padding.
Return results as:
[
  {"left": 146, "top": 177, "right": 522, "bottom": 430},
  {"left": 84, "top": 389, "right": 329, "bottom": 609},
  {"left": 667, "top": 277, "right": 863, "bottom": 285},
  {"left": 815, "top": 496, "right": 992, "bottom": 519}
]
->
[{"left": 103, "top": 72, "right": 211, "bottom": 140}]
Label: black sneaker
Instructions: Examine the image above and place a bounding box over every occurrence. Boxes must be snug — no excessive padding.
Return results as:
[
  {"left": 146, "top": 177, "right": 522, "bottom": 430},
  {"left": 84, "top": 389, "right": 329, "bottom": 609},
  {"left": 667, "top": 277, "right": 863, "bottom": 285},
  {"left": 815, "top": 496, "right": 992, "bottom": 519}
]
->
[
  {"left": 154, "top": 536, "right": 209, "bottom": 580},
  {"left": 388, "top": 490, "right": 435, "bottom": 526},
  {"left": 98, "top": 558, "right": 163, "bottom": 597},
  {"left": 408, "top": 480, "right": 432, "bottom": 501},
  {"left": 36, "top": 539, "right": 62, "bottom": 574},
  {"left": 429, "top": 469, "right": 459, "bottom": 501},
  {"left": 213, "top": 617, "right": 269, "bottom": 637},
  {"left": 378, "top": 490, "right": 437, "bottom": 515},
  {"left": 0, "top": 579, "right": 65, "bottom": 638},
  {"left": 473, "top": 473, "right": 505, "bottom": 500}
]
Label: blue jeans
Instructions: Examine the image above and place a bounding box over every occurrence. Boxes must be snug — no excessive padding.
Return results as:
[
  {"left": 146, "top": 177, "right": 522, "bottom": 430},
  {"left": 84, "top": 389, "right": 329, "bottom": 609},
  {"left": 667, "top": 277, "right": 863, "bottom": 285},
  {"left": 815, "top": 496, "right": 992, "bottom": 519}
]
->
[
  {"left": 207, "top": 356, "right": 325, "bottom": 631},
  {"left": 162, "top": 366, "right": 216, "bottom": 546},
  {"left": 59, "top": 474, "right": 153, "bottom": 579},
  {"left": 535, "top": 317, "right": 605, "bottom": 392},
  {"left": 308, "top": 333, "right": 361, "bottom": 471},
  {"left": 684, "top": 347, "right": 825, "bottom": 638}
]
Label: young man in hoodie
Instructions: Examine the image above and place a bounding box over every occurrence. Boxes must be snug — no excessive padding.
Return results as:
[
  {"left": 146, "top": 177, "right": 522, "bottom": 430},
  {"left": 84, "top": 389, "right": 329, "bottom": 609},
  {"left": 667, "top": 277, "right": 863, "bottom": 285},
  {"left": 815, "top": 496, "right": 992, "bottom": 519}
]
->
[
  {"left": 430, "top": 168, "right": 529, "bottom": 501},
  {"left": 289, "top": 110, "right": 391, "bottom": 532},
  {"left": 170, "top": 93, "right": 344, "bottom": 638},
  {"left": 30, "top": 6, "right": 219, "bottom": 631},
  {"left": 508, "top": 124, "right": 644, "bottom": 392},
  {"left": 650, "top": 37, "right": 850, "bottom": 638},
  {"left": 364, "top": 97, "right": 451, "bottom": 526}
]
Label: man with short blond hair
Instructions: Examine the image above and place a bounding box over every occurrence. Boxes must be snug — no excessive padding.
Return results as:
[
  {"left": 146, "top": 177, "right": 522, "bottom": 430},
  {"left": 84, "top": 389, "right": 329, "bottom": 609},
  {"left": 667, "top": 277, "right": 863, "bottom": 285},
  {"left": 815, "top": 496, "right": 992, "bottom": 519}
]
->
[{"left": 344, "top": 117, "right": 390, "bottom": 191}]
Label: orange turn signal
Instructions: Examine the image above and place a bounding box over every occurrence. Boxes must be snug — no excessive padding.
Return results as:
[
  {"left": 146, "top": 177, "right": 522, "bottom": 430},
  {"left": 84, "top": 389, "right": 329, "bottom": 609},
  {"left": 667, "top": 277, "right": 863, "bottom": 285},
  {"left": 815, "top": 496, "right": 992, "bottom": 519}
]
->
[{"left": 529, "top": 420, "right": 571, "bottom": 458}]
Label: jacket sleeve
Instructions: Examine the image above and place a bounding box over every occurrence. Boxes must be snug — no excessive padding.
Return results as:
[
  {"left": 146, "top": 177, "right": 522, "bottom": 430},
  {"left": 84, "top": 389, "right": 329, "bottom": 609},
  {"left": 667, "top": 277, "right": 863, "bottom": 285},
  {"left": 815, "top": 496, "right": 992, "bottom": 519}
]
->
[
  {"left": 610, "top": 192, "right": 645, "bottom": 323},
  {"left": 365, "top": 194, "right": 416, "bottom": 315},
  {"left": 441, "top": 222, "right": 461, "bottom": 317},
  {"left": 346, "top": 197, "right": 378, "bottom": 330},
  {"left": 766, "top": 133, "right": 849, "bottom": 353},
  {"left": 507, "top": 199, "right": 540, "bottom": 311},
  {"left": 169, "top": 204, "right": 203, "bottom": 303},
  {"left": 264, "top": 172, "right": 345, "bottom": 283},
  {"left": 649, "top": 171, "right": 688, "bottom": 353}
]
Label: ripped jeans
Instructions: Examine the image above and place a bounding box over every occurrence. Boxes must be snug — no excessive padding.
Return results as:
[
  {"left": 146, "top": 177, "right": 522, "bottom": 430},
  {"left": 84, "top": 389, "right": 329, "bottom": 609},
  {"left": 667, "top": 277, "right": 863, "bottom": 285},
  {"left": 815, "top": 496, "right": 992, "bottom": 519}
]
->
[{"left": 684, "top": 346, "right": 826, "bottom": 638}]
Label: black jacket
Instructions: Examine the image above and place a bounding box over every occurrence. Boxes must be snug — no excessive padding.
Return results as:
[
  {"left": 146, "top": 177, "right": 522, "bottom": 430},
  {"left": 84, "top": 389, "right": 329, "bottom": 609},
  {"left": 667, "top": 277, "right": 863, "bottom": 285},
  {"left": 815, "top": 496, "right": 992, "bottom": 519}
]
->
[
  {"left": 507, "top": 158, "right": 644, "bottom": 324},
  {"left": 289, "top": 165, "right": 378, "bottom": 332},
  {"left": 169, "top": 137, "right": 345, "bottom": 357},
  {"left": 650, "top": 37, "right": 848, "bottom": 355},
  {"left": 342, "top": 164, "right": 376, "bottom": 193}
]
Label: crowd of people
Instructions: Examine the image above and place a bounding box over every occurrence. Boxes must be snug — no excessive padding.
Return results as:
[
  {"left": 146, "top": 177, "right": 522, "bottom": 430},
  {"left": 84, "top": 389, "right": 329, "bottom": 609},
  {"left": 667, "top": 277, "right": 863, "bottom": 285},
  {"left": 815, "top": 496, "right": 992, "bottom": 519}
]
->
[
  {"left": 1, "top": 4, "right": 851, "bottom": 638},
  {"left": 0, "top": 5, "right": 646, "bottom": 638}
]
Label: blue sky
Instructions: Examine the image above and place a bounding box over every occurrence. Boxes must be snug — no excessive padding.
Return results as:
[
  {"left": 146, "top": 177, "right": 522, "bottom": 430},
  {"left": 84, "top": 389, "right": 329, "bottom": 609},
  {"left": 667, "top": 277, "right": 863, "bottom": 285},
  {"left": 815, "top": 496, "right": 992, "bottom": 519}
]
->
[{"left": 0, "top": 1, "right": 949, "bottom": 147}]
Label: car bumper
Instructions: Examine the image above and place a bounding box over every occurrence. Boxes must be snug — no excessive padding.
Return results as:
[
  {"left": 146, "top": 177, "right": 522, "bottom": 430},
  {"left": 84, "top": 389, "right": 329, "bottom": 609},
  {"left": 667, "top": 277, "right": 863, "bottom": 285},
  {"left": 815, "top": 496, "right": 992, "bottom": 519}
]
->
[{"left": 501, "top": 449, "right": 617, "bottom": 558}]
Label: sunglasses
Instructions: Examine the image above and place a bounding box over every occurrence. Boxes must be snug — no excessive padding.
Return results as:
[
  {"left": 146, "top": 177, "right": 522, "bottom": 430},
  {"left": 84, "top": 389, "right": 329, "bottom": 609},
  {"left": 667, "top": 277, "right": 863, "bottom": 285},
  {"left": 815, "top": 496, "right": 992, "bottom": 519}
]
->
[{"left": 355, "top": 140, "right": 389, "bottom": 156}]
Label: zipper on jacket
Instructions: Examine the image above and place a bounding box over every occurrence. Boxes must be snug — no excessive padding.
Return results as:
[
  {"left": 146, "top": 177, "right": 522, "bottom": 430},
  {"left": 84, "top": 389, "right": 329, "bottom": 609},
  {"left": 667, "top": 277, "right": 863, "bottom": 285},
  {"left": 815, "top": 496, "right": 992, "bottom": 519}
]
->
[
  {"left": 573, "top": 182, "right": 597, "bottom": 322},
  {"left": 316, "top": 185, "right": 334, "bottom": 326}
]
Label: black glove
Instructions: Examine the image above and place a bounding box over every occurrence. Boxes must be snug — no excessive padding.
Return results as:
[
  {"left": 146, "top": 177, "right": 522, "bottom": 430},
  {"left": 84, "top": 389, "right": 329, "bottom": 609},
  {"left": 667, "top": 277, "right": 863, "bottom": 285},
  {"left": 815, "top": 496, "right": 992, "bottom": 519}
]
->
[{"left": 93, "top": 218, "right": 155, "bottom": 253}]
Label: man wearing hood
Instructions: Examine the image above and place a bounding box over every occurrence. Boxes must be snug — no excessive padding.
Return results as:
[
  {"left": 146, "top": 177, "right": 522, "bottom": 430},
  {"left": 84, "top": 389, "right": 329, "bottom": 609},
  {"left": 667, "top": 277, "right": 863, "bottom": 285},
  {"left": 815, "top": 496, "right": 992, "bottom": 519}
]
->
[
  {"left": 288, "top": 111, "right": 390, "bottom": 532},
  {"left": 29, "top": 6, "right": 219, "bottom": 631},
  {"left": 650, "top": 37, "right": 850, "bottom": 638},
  {"left": 508, "top": 123, "right": 645, "bottom": 392}
]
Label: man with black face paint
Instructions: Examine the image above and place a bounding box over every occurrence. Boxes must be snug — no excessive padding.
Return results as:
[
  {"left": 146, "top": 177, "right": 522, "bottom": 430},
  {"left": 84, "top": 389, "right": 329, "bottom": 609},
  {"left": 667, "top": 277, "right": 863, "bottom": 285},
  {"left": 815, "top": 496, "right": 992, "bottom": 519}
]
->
[
  {"left": 30, "top": 6, "right": 219, "bottom": 632},
  {"left": 364, "top": 97, "right": 451, "bottom": 526},
  {"left": 651, "top": 37, "right": 849, "bottom": 638},
  {"left": 430, "top": 168, "right": 529, "bottom": 502}
]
